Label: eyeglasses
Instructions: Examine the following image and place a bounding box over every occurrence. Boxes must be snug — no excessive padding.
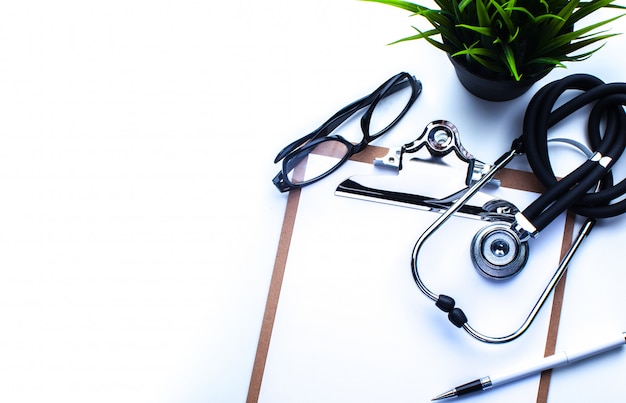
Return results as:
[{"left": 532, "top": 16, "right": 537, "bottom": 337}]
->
[{"left": 272, "top": 72, "right": 422, "bottom": 192}]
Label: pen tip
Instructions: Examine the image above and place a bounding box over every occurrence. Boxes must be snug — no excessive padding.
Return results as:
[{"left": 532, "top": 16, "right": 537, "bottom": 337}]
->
[{"left": 431, "top": 389, "right": 456, "bottom": 401}]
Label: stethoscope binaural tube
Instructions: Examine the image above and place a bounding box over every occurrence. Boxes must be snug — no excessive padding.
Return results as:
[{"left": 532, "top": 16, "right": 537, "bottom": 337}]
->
[
  {"left": 520, "top": 74, "right": 626, "bottom": 230},
  {"left": 411, "top": 74, "right": 626, "bottom": 343}
]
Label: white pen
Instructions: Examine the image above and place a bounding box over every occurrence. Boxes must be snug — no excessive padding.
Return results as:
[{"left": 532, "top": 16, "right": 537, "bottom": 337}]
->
[{"left": 432, "top": 332, "right": 626, "bottom": 401}]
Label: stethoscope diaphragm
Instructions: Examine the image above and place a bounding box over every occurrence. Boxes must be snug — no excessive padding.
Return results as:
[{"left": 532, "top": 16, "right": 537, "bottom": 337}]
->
[{"left": 470, "top": 223, "right": 529, "bottom": 280}]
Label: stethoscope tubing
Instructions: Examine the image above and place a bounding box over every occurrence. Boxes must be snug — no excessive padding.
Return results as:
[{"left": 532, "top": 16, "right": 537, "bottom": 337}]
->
[
  {"left": 411, "top": 74, "right": 626, "bottom": 343},
  {"left": 522, "top": 75, "right": 626, "bottom": 227},
  {"left": 411, "top": 147, "right": 518, "bottom": 303}
]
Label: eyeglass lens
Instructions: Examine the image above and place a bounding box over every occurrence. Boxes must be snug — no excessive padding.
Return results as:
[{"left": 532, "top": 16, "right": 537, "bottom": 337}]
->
[
  {"left": 285, "top": 139, "right": 350, "bottom": 185},
  {"left": 367, "top": 78, "right": 415, "bottom": 138}
]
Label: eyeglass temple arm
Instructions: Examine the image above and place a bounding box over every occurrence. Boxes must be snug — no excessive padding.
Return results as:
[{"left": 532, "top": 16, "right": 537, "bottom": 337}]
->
[{"left": 274, "top": 74, "right": 420, "bottom": 163}]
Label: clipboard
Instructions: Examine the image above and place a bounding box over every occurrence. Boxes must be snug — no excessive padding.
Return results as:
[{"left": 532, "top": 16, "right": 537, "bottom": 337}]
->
[{"left": 248, "top": 145, "right": 576, "bottom": 403}]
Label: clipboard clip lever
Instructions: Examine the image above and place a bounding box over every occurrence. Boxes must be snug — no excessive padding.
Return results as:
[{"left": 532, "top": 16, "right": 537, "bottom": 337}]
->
[
  {"left": 373, "top": 120, "right": 490, "bottom": 185},
  {"left": 335, "top": 120, "right": 518, "bottom": 222}
]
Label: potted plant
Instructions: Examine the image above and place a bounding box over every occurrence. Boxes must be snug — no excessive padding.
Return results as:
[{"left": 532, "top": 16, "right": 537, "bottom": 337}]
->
[{"left": 363, "top": 0, "right": 625, "bottom": 101}]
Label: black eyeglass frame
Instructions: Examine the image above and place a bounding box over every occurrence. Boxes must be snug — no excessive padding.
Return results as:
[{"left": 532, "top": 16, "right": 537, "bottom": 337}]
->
[{"left": 272, "top": 72, "right": 422, "bottom": 192}]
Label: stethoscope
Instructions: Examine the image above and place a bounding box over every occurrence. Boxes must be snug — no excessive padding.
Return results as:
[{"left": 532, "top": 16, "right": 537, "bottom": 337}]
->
[{"left": 412, "top": 74, "right": 626, "bottom": 343}]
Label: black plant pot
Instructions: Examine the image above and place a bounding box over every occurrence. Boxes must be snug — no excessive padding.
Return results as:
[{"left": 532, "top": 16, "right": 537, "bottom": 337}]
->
[{"left": 449, "top": 56, "right": 551, "bottom": 102}]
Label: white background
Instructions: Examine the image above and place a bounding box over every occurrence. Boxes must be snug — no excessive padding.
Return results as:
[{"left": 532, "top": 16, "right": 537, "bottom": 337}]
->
[{"left": 0, "top": 1, "right": 625, "bottom": 402}]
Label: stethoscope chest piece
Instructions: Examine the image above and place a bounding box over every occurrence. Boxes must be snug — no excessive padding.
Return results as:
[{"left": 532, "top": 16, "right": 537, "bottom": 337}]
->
[{"left": 471, "top": 223, "right": 528, "bottom": 280}]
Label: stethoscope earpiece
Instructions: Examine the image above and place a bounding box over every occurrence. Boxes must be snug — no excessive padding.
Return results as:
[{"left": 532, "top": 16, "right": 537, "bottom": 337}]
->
[{"left": 470, "top": 223, "right": 528, "bottom": 280}]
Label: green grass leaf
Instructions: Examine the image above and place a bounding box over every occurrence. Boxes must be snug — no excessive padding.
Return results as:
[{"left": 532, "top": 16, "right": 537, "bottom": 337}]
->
[
  {"left": 456, "top": 24, "right": 492, "bottom": 36},
  {"left": 489, "top": 0, "right": 516, "bottom": 35},
  {"left": 536, "top": 14, "right": 625, "bottom": 55},
  {"left": 476, "top": 0, "right": 490, "bottom": 28},
  {"left": 452, "top": 46, "right": 506, "bottom": 73},
  {"left": 364, "top": 0, "right": 625, "bottom": 80},
  {"left": 408, "top": 26, "right": 454, "bottom": 52},
  {"left": 502, "top": 44, "right": 521, "bottom": 80}
]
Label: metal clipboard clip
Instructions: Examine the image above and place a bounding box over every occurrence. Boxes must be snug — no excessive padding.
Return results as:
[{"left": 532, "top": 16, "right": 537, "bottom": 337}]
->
[{"left": 335, "top": 120, "right": 518, "bottom": 222}]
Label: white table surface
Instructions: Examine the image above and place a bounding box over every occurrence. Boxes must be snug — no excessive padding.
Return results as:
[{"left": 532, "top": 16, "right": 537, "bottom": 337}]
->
[{"left": 0, "top": 2, "right": 625, "bottom": 402}]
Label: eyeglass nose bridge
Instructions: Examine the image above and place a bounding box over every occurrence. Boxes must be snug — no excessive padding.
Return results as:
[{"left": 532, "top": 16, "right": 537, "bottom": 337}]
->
[{"left": 351, "top": 139, "right": 370, "bottom": 154}]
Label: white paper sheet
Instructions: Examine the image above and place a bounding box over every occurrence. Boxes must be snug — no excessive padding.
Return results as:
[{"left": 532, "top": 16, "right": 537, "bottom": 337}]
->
[{"left": 258, "top": 154, "right": 569, "bottom": 403}]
